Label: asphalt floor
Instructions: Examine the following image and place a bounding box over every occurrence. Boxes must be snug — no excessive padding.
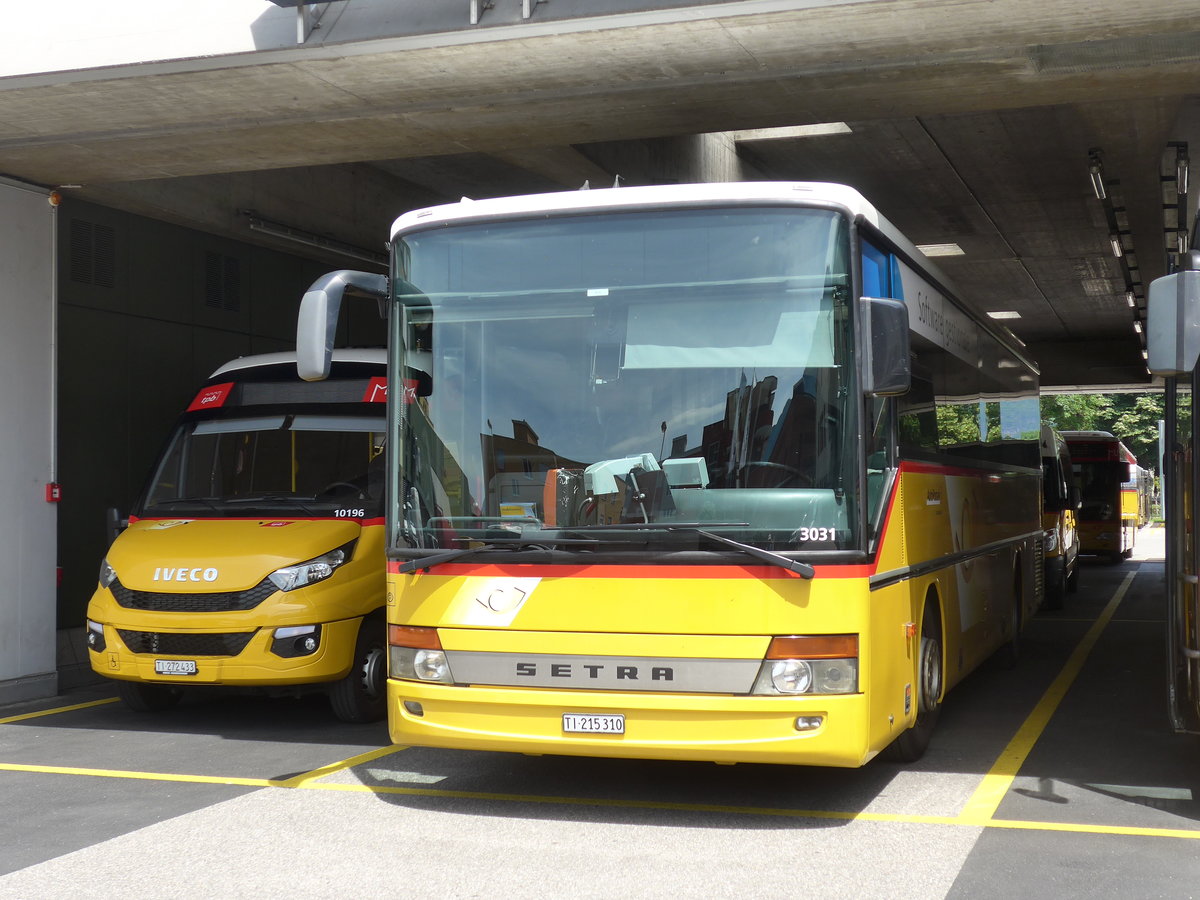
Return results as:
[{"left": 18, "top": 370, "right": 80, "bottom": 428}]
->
[{"left": 2, "top": 526, "right": 1199, "bottom": 898}]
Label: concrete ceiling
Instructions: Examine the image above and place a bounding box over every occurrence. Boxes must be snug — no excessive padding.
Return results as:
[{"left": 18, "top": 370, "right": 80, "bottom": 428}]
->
[{"left": 2, "top": 0, "right": 1198, "bottom": 388}]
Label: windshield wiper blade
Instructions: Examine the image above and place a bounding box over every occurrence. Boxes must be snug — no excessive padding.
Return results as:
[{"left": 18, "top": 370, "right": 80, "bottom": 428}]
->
[
  {"left": 397, "top": 537, "right": 599, "bottom": 574},
  {"left": 669, "top": 527, "right": 815, "bottom": 579}
]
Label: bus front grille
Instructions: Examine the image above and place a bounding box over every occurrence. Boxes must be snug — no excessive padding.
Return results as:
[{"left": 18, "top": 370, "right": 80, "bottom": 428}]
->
[
  {"left": 110, "top": 578, "right": 276, "bottom": 612},
  {"left": 116, "top": 629, "right": 256, "bottom": 657}
]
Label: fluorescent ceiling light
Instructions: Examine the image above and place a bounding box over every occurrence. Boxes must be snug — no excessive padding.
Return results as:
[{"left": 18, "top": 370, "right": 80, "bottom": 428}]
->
[
  {"left": 916, "top": 242, "right": 965, "bottom": 257},
  {"left": 987, "top": 310, "right": 1022, "bottom": 320},
  {"left": 730, "top": 123, "right": 852, "bottom": 141}
]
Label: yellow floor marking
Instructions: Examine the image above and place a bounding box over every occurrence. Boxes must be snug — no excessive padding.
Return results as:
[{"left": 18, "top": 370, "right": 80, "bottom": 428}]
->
[
  {"left": 959, "top": 570, "right": 1135, "bottom": 821},
  {"left": 274, "top": 744, "right": 409, "bottom": 788},
  {"left": 0, "top": 762, "right": 275, "bottom": 787},
  {"left": 4, "top": 752, "right": 1198, "bottom": 840},
  {"left": 0, "top": 697, "right": 119, "bottom": 725}
]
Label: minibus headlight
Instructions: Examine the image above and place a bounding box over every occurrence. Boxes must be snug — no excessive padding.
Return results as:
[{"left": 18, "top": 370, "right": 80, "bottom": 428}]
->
[
  {"left": 85, "top": 619, "right": 106, "bottom": 653},
  {"left": 99, "top": 559, "right": 117, "bottom": 589},
  {"left": 271, "top": 624, "right": 322, "bottom": 658},
  {"left": 1044, "top": 528, "right": 1058, "bottom": 553},
  {"left": 267, "top": 541, "right": 355, "bottom": 592}
]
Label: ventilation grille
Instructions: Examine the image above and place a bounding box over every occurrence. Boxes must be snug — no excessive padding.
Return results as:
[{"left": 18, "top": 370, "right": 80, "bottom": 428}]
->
[
  {"left": 116, "top": 629, "right": 256, "bottom": 657},
  {"left": 205, "top": 252, "right": 242, "bottom": 312},
  {"left": 69, "top": 219, "right": 115, "bottom": 287}
]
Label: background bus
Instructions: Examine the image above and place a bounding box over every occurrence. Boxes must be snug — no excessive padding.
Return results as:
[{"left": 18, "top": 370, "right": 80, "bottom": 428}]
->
[
  {"left": 1040, "top": 426, "right": 1080, "bottom": 608},
  {"left": 298, "top": 181, "right": 1043, "bottom": 767},
  {"left": 87, "top": 350, "right": 389, "bottom": 721},
  {"left": 1061, "top": 430, "right": 1138, "bottom": 564}
]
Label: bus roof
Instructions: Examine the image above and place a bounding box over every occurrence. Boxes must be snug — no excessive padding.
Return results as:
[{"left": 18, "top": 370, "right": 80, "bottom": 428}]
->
[
  {"left": 211, "top": 348, "right": 385, "bottom": 378},
  {"left": 1060, "top": 431, "right": 1137, "bottom": 464},
  {"left": 390, "top": 182, "right": 884, "bottom": 239}
]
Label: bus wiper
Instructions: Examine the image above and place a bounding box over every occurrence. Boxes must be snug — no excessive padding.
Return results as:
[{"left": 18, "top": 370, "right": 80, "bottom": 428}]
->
[
  {"left": 227, "top": 493, "right": 322, "bottom": 516},
  {"left": 148, "top": 497, "right": 223, "bottom": 512},
  {"left": 676, "top": 528, "right": 816, "bottom": 578},
  {"left": 397, "top": 536, "right": 600, "bottom": 574},
  {"left": 564, "top": 523, "right": 815, "bottom": 578},
  {"left": 676, "top": 527, "right": 815, "bottom": 579}
]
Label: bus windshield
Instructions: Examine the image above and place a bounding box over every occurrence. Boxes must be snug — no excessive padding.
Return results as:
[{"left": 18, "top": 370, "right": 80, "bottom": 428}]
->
[
  {"left": 141, "top": 414, "right": 386, "bottom": 518},
  {"left": 392, "top": 206, "right": 860, "bottom": 553}
]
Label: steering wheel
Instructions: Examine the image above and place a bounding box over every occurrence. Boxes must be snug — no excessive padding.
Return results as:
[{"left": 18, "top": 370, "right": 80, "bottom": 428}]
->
[
  {"left": 319, "top": 481, "right": 366, "bottom": 499},
  {"left": 739, "top": 461, "right": 811, "bottom": 488}
]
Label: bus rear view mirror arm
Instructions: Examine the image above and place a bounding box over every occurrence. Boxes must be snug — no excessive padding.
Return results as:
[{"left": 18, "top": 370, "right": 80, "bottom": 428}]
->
[{"left": 297, "top": 270, "right": 388, "bottom": 382}]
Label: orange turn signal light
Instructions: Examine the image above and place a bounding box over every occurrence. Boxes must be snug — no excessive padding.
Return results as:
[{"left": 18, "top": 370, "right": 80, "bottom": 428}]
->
[
  {"left": 766, "top": 634, "right": 858, "bottom": 660},
  {"left": 388, "top": 624, "right": 442, "bottom": 649}
]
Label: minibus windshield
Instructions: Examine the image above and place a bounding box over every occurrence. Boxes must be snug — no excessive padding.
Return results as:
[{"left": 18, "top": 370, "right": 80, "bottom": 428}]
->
[{"left": 140, "top": 414, "right": 385, "bottom": 518}]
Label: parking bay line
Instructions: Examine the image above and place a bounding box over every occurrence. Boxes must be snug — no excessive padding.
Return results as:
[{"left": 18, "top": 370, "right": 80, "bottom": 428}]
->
[
  {"left": 958, "top": 569, "right": 1135, "bottom": 823},
  {"left": 6, "top": 572, "right": 1195, "bottom": 843},
  {"left": 3, "top": 748, "right": 1199, "bottom": 841},
  {"left": 0, "top": 697, "right": 119, "bottom": 725}
]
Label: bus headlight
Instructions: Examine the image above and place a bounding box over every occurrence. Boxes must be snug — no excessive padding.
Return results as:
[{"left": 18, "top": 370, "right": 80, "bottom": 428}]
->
[
  {"left": 388, "top": 625, "right": 456, "bottom": 684},
  {"left": 1044, "top": 528, "right": 1058, "bottom": 553},
  {"left": 85, "top": 619, "right": 106, "bottom": 653},
  {"left": 750, "top": 635, "right": 859, "bottom": 695},
  {"left": 267, "top": 541, "right": 355, "bottom": 592},
  {"left": 99, "top": 559, "right": 117, "bottom": 589}
]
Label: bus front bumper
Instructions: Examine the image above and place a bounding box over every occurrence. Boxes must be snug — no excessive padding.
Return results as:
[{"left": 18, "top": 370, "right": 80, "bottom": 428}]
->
[
  {"left": 87, "top": 617, "right": 362, "bottom": 687},
  {"left": 387, "top": 680, "right": 875, "bottom": 768}
]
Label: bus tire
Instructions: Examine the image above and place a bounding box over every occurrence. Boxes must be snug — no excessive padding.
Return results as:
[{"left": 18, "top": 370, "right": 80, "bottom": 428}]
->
[
  {"left": 115, "top": 680, "right": 182, "bottom": 713},
  {"left": 883, "top": 600, "right": 942, "bottom": 763},
  {"left": 997, "top": 568, "right": 1022, "bottom": 670},
  {"left": 329, "top": 613, "right": 387, "bottom": 724},
  {"left": 1043, "top": 564, "right": 1066, "bottom": 611}
]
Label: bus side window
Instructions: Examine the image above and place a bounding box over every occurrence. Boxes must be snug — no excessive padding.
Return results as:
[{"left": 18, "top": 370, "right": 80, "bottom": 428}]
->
[{"left": 898, "top": 360, "right": 937, "bottom": 456}]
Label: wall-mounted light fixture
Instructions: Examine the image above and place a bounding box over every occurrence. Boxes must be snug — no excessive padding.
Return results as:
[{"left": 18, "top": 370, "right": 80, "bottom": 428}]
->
[
  {"left": 1088, "top": 152, "right": 1107, "bottom": 200},
  {"left": 241, "top": 210, "right": 386, "bottom": 268}
]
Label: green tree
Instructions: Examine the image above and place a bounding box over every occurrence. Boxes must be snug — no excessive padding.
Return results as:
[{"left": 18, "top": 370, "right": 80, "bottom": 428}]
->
[
  {"left": 1040, "top": 394, "right": 1115, "bottom": 432},
  {"left": 1110, "top": 394, "right": 1163, "bottom": 468}
]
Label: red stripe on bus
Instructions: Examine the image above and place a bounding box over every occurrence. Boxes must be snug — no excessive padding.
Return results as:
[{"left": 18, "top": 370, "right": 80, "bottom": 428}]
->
[{"left": 129, "top": 516, "right": 384, "bottom": 526}]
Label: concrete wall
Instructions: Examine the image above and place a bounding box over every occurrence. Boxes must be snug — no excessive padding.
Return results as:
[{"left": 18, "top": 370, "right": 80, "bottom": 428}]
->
[{"left": 0, "top": 179, "right": 57, "bottom": 704}]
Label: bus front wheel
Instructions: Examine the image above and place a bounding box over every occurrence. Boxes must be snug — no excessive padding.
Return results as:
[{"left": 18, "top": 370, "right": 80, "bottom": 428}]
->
[
  {"left": 884, "top": 603, "right": 942, "bottom": 763},
  {"left": 329, "top": 614, "right": 387, "bottom": 724}
]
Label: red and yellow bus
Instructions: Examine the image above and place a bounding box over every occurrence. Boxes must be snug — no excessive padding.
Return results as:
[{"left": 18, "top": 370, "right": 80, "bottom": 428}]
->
[
  {"left": 298, "top": 182, "right": 1043, "bottom": 765},
  {"left": 1061, "top": 430, "right": 1138, "bottom": 563}
]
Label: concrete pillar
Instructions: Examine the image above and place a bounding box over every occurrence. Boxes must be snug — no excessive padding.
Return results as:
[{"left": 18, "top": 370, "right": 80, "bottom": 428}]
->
[{"left": 0, "top": 179, "right": 58, "bottom": 704}]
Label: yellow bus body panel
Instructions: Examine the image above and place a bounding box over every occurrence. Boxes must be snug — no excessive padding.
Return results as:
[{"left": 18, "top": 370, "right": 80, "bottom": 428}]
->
[
  {"left": 386, "top": 464, "right": 1038, "bottom": 766},
  {"left": 86, "top": 518, "right": 385, "bottom": 687}
]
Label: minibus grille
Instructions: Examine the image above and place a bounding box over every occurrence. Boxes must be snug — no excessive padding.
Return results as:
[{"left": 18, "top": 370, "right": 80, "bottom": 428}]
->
[
  {"left": 116, "top": 629, "right": 256, "bottom": 657},
  {"left": 109, "top": 578, "right": 276, "bottom": 612}
]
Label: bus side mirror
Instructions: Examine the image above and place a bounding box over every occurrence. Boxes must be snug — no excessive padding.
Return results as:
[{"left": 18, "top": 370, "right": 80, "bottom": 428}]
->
[
  {"left": 297, "top": 270, "right": 388, "bottom": 382},
  {"left": 1071, "top": 484, "right": 1082, "bottom": 511},
  {"left": 860, "top": 297, "right": 911, "bottom": 396},
  {"left": 105, "top": 506, "right": 128, "bottom": 547},
  {"left": 1148, "top": 250, "right": 1200, "bottom": 376}
]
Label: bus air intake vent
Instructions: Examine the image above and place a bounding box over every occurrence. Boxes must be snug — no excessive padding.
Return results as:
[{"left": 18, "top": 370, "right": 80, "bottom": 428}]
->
[
  {"left": 116, "top": 629, "right": 256, "bottom": 657},
  {"left": 109, "top": 578, "right": 276, "bottom": 612}
]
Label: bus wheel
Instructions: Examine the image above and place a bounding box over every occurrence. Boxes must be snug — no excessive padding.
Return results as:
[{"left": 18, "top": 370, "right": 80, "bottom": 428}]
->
[
  {"left": 115, "top": 680, "right": 182, "bottom": 713},
  {"left": 997, "top": 570, "right": 1022, "bottom": 670},
  {"left": 329, "top": 614, "right": 387, "bottom": 724},
  {"left": 1043, "top": 564, "right": 1066, "bottom": 611},
  {"left": 1109, "top": 551, "right": 1123, "bottom": 565},
  {"left": 884, "top": 604, "right": 942, "bottom": 763}
]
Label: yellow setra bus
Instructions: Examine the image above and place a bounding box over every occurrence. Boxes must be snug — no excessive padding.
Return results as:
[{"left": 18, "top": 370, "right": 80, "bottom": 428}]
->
[{"left": 297, "top": 182, "right": 1043, "bottom": 766}]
